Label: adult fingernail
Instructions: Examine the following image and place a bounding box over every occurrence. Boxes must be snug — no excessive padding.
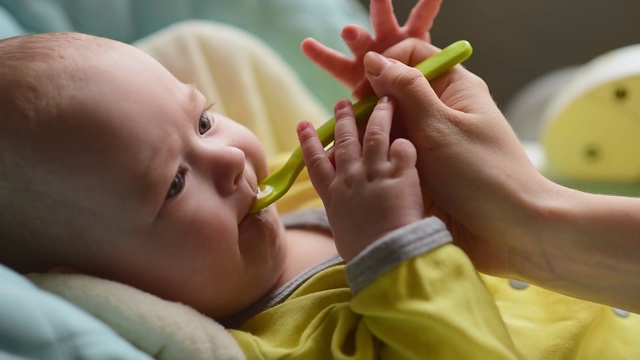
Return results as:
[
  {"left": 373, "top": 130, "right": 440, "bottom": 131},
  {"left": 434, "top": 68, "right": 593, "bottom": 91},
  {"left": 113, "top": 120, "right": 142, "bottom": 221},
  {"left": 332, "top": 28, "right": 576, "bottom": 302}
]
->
[
  {"left": 378, "top": 96, "right": 391, "bottom": 103},
  {"left": 364, "top": 52, "right": 390, "bottom": 77}
]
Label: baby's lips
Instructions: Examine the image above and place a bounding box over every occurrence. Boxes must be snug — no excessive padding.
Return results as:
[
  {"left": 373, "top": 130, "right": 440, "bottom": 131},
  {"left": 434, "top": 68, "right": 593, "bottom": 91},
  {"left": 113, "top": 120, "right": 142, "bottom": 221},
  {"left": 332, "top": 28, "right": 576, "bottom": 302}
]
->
[
  {"left": 240, "top": 167, "right": 260, "bottom": 217},
  {"left": 245, "top": 163, "right": 259, "bottom": 198}
]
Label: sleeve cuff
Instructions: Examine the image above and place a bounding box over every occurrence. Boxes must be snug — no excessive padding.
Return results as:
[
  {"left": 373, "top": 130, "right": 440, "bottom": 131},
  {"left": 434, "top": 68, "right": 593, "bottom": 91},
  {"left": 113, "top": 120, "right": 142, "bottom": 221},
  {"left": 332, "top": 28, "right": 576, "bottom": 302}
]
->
[{"left": 345, "top": 216, "right": 452, "bottom": 294}]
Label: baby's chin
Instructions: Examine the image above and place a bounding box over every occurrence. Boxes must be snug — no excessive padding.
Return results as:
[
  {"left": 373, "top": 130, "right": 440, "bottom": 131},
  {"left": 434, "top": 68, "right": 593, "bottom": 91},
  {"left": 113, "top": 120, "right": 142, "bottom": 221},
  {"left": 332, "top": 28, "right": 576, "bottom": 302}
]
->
[
  {"left": 238, "top": 204, "right": 286, "bottom": 263},
  {"left": 235, "top": 205, "right": 287, "bottom": 303}
]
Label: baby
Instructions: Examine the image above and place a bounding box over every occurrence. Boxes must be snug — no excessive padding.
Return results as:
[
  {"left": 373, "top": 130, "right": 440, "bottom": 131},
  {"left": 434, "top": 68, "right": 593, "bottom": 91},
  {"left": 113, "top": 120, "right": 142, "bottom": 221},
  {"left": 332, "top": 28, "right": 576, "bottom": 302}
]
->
[
  {"left": 1, "top": 30, "right": 357, "bottom": 318},
  {"left": 0, "top": 32, "right": 293, "bottom": 319},
  {"left": 0, "top": 30, "right": 481, "bottom": 360},
  {"left": 0, "top": 0, "right": 526, "bottom": 358},
  {"left": 4, "top": 0, "right": 638, "bottom": 358},
  {"left": 0, "top": 4, "right": 498, "bottom": 357}
]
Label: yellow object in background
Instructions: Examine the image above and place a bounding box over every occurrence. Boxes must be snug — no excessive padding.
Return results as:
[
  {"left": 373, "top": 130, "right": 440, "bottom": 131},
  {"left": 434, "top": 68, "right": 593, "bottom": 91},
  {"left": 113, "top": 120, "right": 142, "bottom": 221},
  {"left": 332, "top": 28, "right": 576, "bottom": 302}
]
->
[{"left": 542, "top": 44, "right": 640, "bottom": 184}]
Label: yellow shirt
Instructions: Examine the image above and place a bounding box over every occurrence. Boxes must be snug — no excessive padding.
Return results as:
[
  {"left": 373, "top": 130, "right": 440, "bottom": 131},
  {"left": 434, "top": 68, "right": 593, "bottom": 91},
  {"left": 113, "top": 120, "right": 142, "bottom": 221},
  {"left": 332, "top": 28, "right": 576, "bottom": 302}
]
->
[
  {"left": 230, "top": 243, "right": 519, "bottom": 359},
  {"left": 230, "top": 157, "right": 640, "bottom": 359}
]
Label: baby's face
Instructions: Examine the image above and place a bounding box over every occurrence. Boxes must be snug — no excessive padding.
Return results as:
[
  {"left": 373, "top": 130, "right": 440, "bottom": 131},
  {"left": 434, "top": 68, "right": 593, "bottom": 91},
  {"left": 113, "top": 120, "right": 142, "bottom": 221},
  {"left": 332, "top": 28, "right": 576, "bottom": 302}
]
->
[{"left": 43, "top": 37, "right": 287, "bottom": 318}]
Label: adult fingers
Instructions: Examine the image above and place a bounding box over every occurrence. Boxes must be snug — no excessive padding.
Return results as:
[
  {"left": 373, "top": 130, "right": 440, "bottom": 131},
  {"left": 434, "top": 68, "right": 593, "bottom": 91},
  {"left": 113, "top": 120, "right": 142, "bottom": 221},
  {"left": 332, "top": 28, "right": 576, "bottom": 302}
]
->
[
  {"left": 381, "top": 38, "right": 441, "bottom": 67},
  {"left": 352, "top": 39, "right": 440, "bottom": 99},
  {"left": 364, "top": 51, "right": 445, "bottom": 126}
]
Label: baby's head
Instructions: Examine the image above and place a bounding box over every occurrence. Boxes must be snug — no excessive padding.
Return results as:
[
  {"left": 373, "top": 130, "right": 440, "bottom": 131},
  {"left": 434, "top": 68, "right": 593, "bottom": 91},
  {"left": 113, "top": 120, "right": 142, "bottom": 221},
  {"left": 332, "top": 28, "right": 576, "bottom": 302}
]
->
[{"left": 0, "top": 33, "right": 287, "bottom": 318}]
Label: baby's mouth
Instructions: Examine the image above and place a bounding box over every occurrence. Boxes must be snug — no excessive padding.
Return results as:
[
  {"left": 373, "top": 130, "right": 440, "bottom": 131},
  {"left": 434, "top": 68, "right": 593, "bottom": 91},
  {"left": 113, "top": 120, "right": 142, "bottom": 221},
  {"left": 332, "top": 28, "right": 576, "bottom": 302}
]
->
[{"left": 240, "top": 167, "right": 260, "bottom": 219}]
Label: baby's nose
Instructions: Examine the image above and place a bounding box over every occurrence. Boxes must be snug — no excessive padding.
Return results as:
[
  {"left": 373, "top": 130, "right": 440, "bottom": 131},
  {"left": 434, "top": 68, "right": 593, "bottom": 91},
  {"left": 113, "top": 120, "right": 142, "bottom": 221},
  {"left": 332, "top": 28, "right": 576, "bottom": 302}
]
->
[{"left": 210, "top": 145, "right": 246, "bottom": 195}]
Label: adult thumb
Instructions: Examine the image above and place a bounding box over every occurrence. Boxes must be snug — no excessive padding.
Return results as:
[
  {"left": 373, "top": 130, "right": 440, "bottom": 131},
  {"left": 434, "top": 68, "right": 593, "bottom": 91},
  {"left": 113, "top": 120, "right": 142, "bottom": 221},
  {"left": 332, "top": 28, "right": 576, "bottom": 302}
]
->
[{"left": 363, "top": 52, "right": 443, "bottom": 122}]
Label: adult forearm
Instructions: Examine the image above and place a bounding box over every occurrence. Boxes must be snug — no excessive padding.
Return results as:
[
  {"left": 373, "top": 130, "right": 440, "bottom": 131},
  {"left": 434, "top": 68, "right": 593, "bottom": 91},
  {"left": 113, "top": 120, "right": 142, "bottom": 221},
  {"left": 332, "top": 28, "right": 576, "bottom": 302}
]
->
[{"left": 519, "top": 186, "right": 640, "bottom": 313}]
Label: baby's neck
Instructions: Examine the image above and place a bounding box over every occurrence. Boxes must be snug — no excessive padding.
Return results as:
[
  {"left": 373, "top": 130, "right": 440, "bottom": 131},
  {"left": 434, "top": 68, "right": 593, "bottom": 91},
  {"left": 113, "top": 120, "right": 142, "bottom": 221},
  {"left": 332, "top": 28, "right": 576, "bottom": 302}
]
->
[{"left": 274, "top": 228, "right": 337, "bottom": 289}]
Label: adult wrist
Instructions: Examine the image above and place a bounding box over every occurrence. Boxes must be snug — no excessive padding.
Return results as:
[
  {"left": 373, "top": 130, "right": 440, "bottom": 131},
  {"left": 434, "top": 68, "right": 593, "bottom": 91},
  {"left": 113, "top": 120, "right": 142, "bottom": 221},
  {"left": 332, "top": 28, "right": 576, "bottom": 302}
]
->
[{"left": 506, "top": 179, "right": 580, "bottom": 286}]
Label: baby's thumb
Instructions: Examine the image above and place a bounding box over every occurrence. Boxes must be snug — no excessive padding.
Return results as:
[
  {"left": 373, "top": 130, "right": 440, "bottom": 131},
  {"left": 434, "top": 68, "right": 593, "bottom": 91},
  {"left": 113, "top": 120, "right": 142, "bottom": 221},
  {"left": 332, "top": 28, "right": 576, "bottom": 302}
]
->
[{"left": 363, "top": 52, "right": 442, "bottom": 121}]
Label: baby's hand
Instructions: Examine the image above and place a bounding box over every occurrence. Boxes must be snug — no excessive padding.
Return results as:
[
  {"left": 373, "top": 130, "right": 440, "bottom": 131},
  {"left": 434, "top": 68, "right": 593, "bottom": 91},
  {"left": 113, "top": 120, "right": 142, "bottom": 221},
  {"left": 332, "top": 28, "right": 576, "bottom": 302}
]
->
[
  {"left": 301, "top": 0, "right": 441, "bottom": 99},
  {"left": 298, "top": 98, "right": 424, "bottom": 261}
]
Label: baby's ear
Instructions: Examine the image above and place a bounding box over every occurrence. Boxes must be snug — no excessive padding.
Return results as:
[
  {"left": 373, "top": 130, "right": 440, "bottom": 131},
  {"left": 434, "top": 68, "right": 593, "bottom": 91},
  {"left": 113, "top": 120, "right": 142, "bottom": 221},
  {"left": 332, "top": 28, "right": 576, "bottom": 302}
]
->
[{"left": 47, "top": 266, "right": 86, "bottom": 275}]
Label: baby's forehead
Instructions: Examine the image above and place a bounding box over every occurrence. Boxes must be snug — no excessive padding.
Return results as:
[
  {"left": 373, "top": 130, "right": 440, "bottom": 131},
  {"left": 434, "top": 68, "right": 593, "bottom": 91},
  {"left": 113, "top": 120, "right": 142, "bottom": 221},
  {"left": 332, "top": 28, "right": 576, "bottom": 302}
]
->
[
  {"left": 1, "top": 32, "right": 169, "bottom": 213},
  {"left": 2, "top": 33, "right": 120, "bottom": 105},
  {"left": 7, "top": 32, "right": 188, "bottom": 157},
  {"left": 0, "top": 32, "right": 110, "bottom": 62}
]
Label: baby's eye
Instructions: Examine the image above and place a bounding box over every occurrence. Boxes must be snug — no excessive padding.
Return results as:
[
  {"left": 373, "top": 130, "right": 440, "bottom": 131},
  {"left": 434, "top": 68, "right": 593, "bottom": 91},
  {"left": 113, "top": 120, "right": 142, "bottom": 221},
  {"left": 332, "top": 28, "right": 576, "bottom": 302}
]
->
[
  {"left": 166, "top": 173, "right": 185, "bottom": 199},
  {"left": 199, "top": 112, "right": 213, "bottom": 135}
]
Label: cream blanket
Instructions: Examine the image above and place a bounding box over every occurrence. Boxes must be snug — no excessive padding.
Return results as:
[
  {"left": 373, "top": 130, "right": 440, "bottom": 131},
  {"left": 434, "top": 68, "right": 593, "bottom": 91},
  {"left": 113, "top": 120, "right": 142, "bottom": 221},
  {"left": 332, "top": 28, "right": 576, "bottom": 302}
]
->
[{"left": 30, "top": 20, "right": 331, "bottom": 360}]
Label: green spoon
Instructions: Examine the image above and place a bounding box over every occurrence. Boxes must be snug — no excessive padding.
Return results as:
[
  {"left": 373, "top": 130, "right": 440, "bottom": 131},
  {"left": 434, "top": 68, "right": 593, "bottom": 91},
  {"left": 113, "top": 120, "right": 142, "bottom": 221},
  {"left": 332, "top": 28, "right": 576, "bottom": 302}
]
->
[{"left": 250, "top": 40, "right": 473, "bottom": 213}]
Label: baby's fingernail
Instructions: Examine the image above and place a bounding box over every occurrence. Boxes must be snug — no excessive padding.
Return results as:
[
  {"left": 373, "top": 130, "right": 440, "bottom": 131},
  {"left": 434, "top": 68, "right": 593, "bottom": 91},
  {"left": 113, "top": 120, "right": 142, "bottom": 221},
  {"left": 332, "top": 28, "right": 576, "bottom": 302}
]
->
[
  {"left": 378, "top": 96, "right": 390, "bottom": 104},
  {"left": 334, "top": 99, "right": 351, "bottom": 112},
  {"left": 296, "top": 120, "right": 312, "bottom": 134},
  {"left": 364, "top": 52, "right": 391, "bottom": 77}
]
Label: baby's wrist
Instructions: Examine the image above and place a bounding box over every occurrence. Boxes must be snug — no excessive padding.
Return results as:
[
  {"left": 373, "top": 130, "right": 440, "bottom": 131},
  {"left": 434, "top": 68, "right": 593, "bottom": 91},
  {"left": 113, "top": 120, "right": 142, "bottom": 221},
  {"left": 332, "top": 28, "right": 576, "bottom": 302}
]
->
[
  {"left": 345, "top": 217, "right": 452, "bottom": 293},
  {"left": 334, "top": 214, "right": 423, "bottom": 262}
]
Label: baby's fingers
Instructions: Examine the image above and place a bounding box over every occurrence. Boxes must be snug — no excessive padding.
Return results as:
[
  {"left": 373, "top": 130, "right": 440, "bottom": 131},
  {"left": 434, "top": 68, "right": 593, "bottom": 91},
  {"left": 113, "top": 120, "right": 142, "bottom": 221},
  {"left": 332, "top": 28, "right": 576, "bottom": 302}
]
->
[
  {"left": 362, "top": 97, "right": 393, "bottom": 166},
  {"left": 370, "top": 0, "right": 400, "bottom": 39},
  {"left": 341, "top": 25, "right": 374, "bottom": 59},
  {"left": 333, "top": 100, "right": 362, "bottom": 169},
  {"left": 389, "top": 138, "right": 418, "bottom": 179},
  {"left": 298, "top": 121, "right": 334, "bottom": 192},
  {"left": 404, "top": 0, "right": 441, "bottom": 38},
  {"left": 301, "top": 37, "right": 353, "bottom": 86}
]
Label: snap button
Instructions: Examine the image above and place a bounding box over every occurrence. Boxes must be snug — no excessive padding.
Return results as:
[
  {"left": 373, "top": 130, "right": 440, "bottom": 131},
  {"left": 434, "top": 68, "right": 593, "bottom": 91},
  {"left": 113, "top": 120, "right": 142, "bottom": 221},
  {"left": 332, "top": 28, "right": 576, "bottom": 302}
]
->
[
  {"left": 612, "top": 308, "right": 630, "bottom": 318},
  {"left": 508, "top": 279, "right": 529, "bottom": 290}
]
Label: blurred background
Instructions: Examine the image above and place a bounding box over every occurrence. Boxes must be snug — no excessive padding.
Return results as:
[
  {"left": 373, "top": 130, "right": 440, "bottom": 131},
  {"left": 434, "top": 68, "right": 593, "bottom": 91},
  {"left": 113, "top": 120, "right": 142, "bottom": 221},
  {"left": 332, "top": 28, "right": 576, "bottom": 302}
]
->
[
  {"left": 1, "top": 1, "right": 640, "bottom": 200},
  {"left": 360, "top": 0, "right": 640, "bottom": 110},
  {"left": 3, "top": 0, "right": 639, "bottom": 140}
]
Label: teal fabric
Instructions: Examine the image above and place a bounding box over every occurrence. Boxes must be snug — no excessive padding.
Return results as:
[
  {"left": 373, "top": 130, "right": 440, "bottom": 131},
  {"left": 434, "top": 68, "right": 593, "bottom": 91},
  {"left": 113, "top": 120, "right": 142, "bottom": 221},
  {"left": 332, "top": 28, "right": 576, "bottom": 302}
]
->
[
  {"left": 0, "top": 4, "right": 26, "bottom": 37},
  {"left": 0, "top": 0, "right": 371, "bottom": 111},
  {"left": 0, "top": 264, "right": 152, "bottom": 359}
]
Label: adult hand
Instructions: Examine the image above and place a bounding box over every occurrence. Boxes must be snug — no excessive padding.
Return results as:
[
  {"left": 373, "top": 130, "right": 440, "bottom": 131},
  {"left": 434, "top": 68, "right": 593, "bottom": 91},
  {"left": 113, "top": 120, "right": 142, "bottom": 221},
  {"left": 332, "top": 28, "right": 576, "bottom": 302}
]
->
[
  {"left": 359, "top": 39, "right": 640, "bottom": 315},
  {"left": 362, "top": 41, "right": 555, "bottom": 279}
]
